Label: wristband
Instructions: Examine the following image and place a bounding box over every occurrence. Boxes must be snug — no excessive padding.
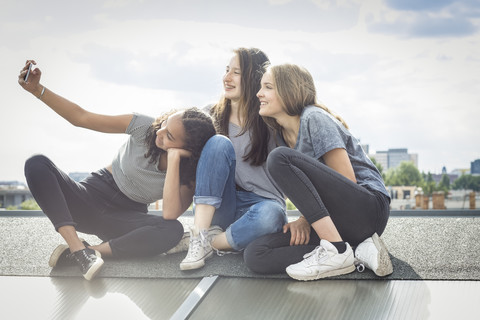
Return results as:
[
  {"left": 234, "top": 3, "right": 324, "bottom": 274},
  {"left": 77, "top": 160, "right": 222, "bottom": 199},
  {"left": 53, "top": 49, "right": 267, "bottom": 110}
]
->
[{"left": 38, "top": 86, "right": 45, "bottom": 100}]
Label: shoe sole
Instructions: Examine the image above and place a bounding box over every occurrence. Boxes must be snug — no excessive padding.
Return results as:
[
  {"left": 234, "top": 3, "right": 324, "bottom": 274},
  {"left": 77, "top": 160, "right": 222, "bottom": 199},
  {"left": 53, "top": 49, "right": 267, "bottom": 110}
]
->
[
  {"left": 371, "top": 233, "right": 393, "bottom": 277},
  {"left": 179, "top": 250, "right": 213, "bottom": 271},
  {"left": 287, "top": 264, "right": 356, "bottom": 281},
  {"left": 83, "top": 251, "right": 104, "bottom": 281},
  {"left": 49, "top": 244, "right": 69, "bottom": 267}
]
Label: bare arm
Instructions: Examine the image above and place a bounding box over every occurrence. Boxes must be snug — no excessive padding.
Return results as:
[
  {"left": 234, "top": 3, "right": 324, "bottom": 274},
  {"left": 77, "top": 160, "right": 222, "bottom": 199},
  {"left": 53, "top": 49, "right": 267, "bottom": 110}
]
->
[
  {"left": 322, "top": 148, "right": 357, "bottom": 183},
  {"left": 162, "top": 149, "right": 195, "bottom": 220},
  {"left": 18, "top": 60, "right": 132, "bottom": 133}
]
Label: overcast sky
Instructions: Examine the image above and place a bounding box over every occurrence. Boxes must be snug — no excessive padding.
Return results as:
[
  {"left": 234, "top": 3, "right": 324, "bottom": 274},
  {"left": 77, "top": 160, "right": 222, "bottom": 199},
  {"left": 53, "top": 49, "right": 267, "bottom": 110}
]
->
[{"left": 1, "top": 0, "right": 479, "bottom": 183}]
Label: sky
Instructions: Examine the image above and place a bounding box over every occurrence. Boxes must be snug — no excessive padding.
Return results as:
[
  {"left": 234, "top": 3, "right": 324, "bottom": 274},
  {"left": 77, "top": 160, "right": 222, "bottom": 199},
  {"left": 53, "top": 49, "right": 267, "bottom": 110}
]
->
[{"left": 1, "top": 0, "right": 479, "bottom": 183}]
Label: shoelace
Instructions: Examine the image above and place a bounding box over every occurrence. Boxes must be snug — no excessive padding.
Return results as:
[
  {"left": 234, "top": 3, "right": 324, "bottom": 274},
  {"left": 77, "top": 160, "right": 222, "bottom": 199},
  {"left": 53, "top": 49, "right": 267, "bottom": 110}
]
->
[
  {"left": 213, "top": 247, "right": 242, "bottom": 257},
  {"left": 303, "top": 245, "right": 327, "bottom": 265},
  {"left": 69, "top": 250, "right": 95, "bottom": 270},
  {"left": 354, "top": 257, "right": 366, "bottom": 272},
  {"left": 186, "top": 231, "right": 209, "bottom": 257}
]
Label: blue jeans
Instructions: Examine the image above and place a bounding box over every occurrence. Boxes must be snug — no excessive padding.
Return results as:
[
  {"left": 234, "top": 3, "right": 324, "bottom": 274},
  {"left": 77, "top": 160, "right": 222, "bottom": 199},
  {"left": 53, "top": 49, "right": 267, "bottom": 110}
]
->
[{"left": 194, "top": 135, "right": 287, "bottom": 250}]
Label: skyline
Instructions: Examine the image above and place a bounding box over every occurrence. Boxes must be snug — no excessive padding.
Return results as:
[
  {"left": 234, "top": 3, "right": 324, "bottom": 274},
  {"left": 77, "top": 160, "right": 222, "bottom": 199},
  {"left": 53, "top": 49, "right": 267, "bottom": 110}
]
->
[{"left": 1, "top": 0, "right": 480, "bottom": 182}]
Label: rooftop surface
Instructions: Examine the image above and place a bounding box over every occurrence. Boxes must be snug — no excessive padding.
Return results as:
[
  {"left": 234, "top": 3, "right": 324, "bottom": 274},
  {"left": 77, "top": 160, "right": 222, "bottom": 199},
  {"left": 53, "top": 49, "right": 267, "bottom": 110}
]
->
[{"left": 1, "top": 210, "right": 479, "bottom": 319}]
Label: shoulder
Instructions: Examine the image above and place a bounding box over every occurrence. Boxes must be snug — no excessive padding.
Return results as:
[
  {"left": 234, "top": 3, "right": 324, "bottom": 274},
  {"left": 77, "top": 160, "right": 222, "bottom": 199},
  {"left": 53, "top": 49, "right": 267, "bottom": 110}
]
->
[{"left": 126, "top": 113, "right": 155, "bottom": 135}]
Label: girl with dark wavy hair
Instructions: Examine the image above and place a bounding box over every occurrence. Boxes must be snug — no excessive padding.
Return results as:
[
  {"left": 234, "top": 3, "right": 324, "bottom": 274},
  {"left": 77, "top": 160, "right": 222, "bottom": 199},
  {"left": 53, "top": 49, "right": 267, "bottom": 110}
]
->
[
  {"left": 180, "top": 48, "right": 287, "bottom": 271},
  {"left": 18, "top": 60, "right": 215, "bottom": 280}
]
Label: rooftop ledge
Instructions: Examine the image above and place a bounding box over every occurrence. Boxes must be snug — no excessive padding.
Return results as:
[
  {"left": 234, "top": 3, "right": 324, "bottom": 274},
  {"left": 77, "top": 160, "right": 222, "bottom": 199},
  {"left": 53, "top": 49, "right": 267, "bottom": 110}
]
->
[{"left": 1, "top": 208, "right": 480, "bottom": 217}]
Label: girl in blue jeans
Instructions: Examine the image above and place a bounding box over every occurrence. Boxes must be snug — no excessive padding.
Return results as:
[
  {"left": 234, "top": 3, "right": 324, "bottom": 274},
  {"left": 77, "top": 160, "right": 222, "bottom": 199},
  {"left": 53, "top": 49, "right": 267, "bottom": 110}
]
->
[{"left": 180, "top": 48, "right": 287, "bottom": 270}]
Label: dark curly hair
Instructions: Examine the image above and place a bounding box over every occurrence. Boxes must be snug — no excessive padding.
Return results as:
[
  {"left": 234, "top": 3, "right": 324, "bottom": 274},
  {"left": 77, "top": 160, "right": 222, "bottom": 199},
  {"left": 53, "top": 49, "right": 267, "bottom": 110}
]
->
[{"left": 144, "top": 107, "right": 216, "bottom": 187}]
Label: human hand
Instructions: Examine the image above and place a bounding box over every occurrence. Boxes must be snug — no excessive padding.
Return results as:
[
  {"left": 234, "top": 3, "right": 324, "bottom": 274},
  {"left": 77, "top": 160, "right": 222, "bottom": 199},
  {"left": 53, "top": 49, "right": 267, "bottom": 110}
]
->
[
  {"left": 18, "top": 60, "right": 43, "bottom": 97},
  {"left": 283, "top": 216, "right": 311, "bottom": 246},
  {"left": 167, "top": 147, "right": 192, "bottom": 161}
]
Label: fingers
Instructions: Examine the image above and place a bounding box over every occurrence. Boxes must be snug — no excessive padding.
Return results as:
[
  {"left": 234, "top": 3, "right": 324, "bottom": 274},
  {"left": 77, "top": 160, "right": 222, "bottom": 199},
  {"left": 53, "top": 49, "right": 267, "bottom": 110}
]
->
[{"left": 290, "top": 229, "right": 307, "bottom": 246}]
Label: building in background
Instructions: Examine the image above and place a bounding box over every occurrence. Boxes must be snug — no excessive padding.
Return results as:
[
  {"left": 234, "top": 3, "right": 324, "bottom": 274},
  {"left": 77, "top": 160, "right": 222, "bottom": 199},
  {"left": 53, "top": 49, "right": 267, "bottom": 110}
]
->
[
  {"left": 471, "top": 159, "right": 480, "bottom": 175},
  {"left": 0, "top": 181, "right": 33, "bottom": 209},
  {"left": 369, "top": 148, "right": 418, "bottom": 171}
]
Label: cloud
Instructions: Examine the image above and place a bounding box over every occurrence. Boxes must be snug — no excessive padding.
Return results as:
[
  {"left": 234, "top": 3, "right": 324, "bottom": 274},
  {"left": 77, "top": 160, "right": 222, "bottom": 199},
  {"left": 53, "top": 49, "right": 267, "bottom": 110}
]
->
[
  {"left": 73, "top": 42, "right": 220, "bottom": 93},
  {"left": 384, "top": 0, "right": 456, "bottom": 11},
  {"left": 366, "top": 0, "right": 480, "bottom": 38}
]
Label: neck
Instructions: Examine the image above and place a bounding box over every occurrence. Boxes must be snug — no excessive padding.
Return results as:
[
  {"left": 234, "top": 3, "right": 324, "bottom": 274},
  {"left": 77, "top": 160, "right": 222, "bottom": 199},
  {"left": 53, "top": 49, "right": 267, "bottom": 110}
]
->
[
  {"left": 277, "top": 114, "right": 300, "bottom": 148},
  {"left": 229, "top": 100, "right": 243, "bottom": 127}
]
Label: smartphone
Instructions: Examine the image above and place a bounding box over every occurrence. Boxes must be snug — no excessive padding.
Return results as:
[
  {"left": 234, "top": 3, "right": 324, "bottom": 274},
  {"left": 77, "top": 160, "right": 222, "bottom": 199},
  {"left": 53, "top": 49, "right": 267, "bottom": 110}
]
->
[{"left": 24, "top": 63, "right": 33, "bottom": 82}]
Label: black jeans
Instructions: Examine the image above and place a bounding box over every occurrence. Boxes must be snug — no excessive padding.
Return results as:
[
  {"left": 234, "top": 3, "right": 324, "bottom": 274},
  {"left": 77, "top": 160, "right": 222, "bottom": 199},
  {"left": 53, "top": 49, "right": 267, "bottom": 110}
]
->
[
  {"left": 24, "top": 155, "right": 183, "bottom": 258},
  {"left": 244, "top": 147, "right": 390, "bottom": 274}
]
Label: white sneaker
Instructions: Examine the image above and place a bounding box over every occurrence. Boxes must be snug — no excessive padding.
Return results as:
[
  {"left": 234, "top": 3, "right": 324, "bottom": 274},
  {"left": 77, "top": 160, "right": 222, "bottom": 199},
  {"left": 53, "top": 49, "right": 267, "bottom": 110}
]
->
[
  {"left": 286, "top": 240, "right": 355, "bottom": 281},
  {"left": 166, "top": 225, "right": 222, "bottom": 255},
  {"left": 179, "top": 226, "right": 214, "bottom": 270},
  {"left": 354, "top": 233, "right": 393, "bottom": 277}
]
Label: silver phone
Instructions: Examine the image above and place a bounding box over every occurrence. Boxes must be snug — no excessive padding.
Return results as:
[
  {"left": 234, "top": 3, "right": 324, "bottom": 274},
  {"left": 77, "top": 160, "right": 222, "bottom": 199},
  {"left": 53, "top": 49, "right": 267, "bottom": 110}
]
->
[{"left": 24, "top": 63, "right": 33, "bottom": 81}]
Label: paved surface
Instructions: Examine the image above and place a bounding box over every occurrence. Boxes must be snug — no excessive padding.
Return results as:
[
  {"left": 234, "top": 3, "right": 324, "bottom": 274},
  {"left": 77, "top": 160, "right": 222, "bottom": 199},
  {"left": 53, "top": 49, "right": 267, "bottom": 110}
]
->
[{"left": 1, "top": 215, "right": 479, "bottom": 280}]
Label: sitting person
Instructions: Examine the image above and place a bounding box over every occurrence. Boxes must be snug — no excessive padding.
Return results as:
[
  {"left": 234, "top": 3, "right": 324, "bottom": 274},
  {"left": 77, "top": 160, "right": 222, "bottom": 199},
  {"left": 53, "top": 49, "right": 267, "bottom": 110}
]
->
[
  {"left": 244, "top": 63, "right": 393, "bottom": 281},
  {"left": 18, "top": 60, "right": 216, "bottom": 280}
]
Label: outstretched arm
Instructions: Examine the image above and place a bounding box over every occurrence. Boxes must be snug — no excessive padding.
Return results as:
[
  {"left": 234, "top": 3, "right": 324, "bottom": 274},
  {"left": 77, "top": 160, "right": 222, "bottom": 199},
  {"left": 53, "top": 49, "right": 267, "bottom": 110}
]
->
[{"left": 18, "top": 60, "right": 132, "bottom": 133}]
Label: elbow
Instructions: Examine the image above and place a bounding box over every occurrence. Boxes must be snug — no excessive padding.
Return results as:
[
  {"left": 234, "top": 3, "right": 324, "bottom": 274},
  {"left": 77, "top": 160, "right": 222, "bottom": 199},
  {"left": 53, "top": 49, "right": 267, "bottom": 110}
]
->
[{"left": 162, "top": 210, "right": 180, "bottom": 220}]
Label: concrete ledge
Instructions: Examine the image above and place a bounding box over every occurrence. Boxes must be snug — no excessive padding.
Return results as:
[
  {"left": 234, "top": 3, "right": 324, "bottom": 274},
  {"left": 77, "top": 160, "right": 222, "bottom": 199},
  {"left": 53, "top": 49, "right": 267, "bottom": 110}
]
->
[{"left": 2, "top": 209, "right": 480, "bottom": 217}]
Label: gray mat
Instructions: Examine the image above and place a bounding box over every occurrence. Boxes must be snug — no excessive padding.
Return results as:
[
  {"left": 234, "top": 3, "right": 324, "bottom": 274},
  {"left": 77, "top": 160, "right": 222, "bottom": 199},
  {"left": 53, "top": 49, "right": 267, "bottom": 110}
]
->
[{"left": 1, "top": 216, "right": 479, "bottom": 280}]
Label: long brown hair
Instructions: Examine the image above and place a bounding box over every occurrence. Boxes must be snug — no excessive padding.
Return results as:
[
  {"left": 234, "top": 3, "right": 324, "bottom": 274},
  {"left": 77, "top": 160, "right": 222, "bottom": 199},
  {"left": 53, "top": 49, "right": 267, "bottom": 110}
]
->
[
  {"left": 144, "top": 108, "right": 216, "bottom": 186},
  {"left": 210, "top": 47, "right": 270, "bottom": 166},
  {"left": 262, "top": 64, "right": 349, "bottom": 131}
]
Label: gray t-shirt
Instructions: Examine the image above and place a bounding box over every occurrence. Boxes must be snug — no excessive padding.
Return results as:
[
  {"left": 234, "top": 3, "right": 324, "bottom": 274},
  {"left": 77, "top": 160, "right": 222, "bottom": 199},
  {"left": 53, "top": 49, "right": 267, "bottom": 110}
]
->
[
  {"left": 295, "top": 106, "right": 390, "bottom": 199},
  {"left": 111, "top": 113, "right": 166, "bottom": 204},
  {"left": 229, "top": 123, "right": 285, "bottom": 206}
]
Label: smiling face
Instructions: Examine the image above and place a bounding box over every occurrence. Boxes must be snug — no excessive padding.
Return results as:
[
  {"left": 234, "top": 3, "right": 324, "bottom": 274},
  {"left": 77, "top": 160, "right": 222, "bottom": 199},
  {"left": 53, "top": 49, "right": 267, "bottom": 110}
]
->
[
  {"left": 155, "top": 111, "right": 187, "bottom": 151},
  {"left": 223, "top": 54, "right": 242, "bottom": 102},
  {"left": 257, "top": 69, "right": 285, "bottom": 119}
]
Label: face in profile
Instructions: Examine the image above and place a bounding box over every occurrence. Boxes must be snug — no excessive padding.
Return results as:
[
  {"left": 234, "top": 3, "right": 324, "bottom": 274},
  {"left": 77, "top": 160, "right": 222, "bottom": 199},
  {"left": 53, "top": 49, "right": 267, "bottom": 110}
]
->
[
  {"left": 257, "top": 69, "right": 283, "bottom": 118},
  {"left": 223, "top": 54, "right": 242, "bottom": 102},
  {"left": 155, "top": 111, "right": 186, "bottom": 151}
]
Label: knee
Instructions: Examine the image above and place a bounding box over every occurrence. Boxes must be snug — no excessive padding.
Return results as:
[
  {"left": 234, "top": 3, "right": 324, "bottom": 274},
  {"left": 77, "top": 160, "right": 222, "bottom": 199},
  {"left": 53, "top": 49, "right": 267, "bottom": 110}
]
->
[
  {"left": 267, "top": 147, "right": 290, "bottom": 176},
  {"left": 243, "top": 237, "right": 270, "bottom": 274},
  {"left": 160, "top": 218, "right": 184, "bottom": 242},
  {"left": 24, "top": 154, "right": 50, "bottom": 179},
  {"left": 254, "top": 205, "right": 286, "bottom": 234},
  {"left": 201, "top": 135, "right": 234, "bottom": 159}
]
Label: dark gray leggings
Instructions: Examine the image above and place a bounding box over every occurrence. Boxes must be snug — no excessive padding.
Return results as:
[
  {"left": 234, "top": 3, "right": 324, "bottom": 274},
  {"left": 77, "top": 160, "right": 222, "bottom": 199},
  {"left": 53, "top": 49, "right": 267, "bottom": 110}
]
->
[
  {"left": 24, "top": 155, "right": 183, "bottom": 258},
  {"left": 244, "top": 147, "right": 390, "bottom": 274}
]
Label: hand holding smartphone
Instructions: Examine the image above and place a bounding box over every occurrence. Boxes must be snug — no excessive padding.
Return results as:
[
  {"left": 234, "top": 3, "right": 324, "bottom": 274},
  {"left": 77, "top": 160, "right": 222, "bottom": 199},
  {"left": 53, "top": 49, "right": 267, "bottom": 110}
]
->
[{"left": 24, "top": 63, "right": 33, "bottom": 82}]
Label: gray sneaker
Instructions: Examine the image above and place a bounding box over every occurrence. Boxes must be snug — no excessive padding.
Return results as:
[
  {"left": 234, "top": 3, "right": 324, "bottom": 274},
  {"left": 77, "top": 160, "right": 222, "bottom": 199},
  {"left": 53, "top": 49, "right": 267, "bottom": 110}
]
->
[
  {"left": 286, "top": 240, "right": 355, "bottom": 281},
  {"left": 179, "top": 226, "right": 214, "bottom": 270},
  {"left": 354, "top": 233, "right": 393, "bottom": 277},
  {"left": 166, "top": 225, "right": 223, "bottom": 255}
]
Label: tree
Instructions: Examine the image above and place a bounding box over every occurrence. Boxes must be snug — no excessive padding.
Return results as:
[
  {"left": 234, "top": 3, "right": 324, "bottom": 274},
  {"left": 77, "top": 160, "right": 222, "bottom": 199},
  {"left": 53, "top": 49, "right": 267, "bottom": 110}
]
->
[
  {"left": 370, "top": 157, "right": 384, "bottom": 179},
  {"left": 452, "top": 174, "right": 480, "bottom": 191},
  {"left": 384, "top": 161, "right": 423, "bottom": 186},
  {"left": 421, "top": 172, "right": 437, "bottom": 196},
  {"left": 437, "top": 174, "right": 450, "bottom": 194},
  {"left": 20, "top": 199, "right": 41, "bottom": 210}
]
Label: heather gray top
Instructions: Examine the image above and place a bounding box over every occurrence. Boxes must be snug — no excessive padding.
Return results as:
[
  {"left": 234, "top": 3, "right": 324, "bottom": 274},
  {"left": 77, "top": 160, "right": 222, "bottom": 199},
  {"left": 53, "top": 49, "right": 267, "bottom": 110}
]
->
[
  {"left": 111, "top": 113, "right": 166, "bottom": 204},
  {"left": 295, "top": 106, "right": 390, "bottom": 199},
  {"left": 229, "top": 123, "right": 285, "bottom": 206}
]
